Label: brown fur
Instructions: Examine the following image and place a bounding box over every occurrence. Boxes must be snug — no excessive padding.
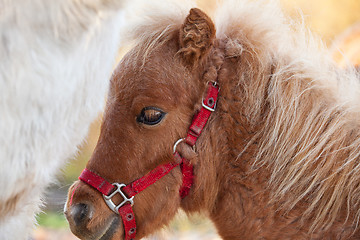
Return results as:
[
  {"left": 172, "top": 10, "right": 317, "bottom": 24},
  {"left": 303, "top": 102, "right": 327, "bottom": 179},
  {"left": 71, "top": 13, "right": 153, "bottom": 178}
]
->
[
  {"left": 0, "top": 175, "right": 36, "bottom": 218},
  {"left": 0, "top": 193, "right": 21, "bottom": 217},
  {"left": 65, "top": 3, "right": 360, "bottom": 240}
]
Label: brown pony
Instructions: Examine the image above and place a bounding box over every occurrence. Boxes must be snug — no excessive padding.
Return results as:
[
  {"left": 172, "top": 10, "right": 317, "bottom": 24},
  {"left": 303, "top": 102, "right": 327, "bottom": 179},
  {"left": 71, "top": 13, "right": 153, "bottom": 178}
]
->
[{"left": 65, "top": 0, "right": 360, "bottom": 239}]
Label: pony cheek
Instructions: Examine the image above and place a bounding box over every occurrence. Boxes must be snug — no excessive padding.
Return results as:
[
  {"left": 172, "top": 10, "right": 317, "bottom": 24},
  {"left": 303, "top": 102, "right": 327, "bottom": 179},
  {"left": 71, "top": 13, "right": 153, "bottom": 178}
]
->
[{"left": 131, "top": 172, "right": 183, "bottom": 237}]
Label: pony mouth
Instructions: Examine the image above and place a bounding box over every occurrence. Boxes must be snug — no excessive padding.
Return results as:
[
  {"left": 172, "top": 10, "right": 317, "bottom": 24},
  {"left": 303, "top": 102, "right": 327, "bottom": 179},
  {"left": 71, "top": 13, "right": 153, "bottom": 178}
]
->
[{"left": 96, "top": 216, "right": 120, "bottom": 240}]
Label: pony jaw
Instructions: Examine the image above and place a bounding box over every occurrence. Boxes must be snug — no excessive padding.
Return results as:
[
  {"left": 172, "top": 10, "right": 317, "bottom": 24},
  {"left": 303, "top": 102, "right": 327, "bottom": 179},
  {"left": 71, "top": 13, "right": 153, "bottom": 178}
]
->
[{"left": 95, "top": 217, "right": 121, "bottom": 240}]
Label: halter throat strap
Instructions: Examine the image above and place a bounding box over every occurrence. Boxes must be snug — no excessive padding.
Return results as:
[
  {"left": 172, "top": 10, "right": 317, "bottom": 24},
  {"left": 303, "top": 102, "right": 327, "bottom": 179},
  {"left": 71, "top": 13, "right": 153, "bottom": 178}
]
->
[{"left": 78, "top": 81, "right": 219, "bottom": 240}]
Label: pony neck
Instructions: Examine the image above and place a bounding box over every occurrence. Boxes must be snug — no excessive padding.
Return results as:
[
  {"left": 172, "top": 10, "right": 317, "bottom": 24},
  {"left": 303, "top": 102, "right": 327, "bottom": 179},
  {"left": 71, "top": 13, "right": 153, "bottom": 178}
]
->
[
  {"left": 179, "top": 43, "right": 265, "bottom": 214},
  {"left": 181, "top": 38, "right": 360, "bottom": 237}
]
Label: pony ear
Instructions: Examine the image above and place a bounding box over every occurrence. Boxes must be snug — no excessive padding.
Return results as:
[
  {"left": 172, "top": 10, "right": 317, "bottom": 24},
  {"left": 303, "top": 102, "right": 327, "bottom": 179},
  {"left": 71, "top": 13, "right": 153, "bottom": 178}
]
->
[{"left": 178, "top": 8, "right": 216, "bottom": 67}]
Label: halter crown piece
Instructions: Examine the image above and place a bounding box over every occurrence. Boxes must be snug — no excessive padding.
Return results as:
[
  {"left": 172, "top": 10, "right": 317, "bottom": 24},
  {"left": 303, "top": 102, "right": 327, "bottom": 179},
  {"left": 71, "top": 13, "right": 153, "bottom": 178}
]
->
[{"left": 78, "top": 81, "right": 220, "bottom": 240}]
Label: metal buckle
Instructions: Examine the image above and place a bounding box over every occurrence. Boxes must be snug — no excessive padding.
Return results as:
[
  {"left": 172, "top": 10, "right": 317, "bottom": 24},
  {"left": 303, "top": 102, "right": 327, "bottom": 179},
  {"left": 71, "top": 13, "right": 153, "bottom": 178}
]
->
[
  {"left": 211, "top": 81, "right": 219, "bottom": 88},
  {"left": 202, "top": 81, "right": 218, "bottom": 112},
  {"left": 103, "top": 183, "right": 134, "bottom": 214},
  {"left": 202, "top": 98, "right": 217, "bottom": 112}
]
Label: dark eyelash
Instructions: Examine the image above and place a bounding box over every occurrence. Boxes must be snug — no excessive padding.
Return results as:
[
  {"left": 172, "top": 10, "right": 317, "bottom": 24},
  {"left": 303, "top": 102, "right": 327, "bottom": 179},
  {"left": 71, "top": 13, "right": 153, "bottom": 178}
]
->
[{"left": 136, "top": 107, "right": 166, "bottom": 125}]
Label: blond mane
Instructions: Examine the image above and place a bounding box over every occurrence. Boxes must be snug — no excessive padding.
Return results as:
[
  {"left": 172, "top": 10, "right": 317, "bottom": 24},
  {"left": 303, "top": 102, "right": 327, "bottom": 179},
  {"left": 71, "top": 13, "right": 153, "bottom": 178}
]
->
[{"left": 120, "top": 0, "right": 360, "bottom": 233}]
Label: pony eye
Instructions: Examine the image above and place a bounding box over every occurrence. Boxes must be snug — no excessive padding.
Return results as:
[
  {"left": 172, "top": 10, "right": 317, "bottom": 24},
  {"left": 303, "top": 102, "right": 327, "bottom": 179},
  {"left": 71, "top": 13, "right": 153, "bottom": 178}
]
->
[{"left": 136, "top": 107, "right": 166, "bottom": 125}]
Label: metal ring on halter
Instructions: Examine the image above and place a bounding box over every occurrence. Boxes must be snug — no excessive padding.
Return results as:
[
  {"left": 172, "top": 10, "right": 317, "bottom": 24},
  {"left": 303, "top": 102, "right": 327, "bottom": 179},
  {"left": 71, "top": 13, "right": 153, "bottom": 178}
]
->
[{"left": 173, "top": 138, "right": 185, "bottom": 153}]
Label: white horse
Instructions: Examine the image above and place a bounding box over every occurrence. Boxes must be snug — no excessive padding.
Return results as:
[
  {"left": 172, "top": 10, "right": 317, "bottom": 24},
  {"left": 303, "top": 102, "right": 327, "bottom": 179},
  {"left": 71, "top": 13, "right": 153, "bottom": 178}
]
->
[{"left": 0, "top": 0, "right": 126, "bottom": 239}]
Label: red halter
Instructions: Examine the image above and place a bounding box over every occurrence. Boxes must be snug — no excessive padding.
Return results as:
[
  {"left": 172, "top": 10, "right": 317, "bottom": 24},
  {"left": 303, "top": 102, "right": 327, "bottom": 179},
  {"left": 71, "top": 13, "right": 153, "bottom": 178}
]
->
[{"left": 77, "top": 81, "right": 219, "bottom": 240}]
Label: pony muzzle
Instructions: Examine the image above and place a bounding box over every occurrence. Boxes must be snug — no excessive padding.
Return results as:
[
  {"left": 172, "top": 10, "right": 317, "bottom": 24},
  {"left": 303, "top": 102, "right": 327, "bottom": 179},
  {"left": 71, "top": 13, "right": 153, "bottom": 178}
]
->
[{"left": 64, "top": 181, "right": 122, "bottom": 240}]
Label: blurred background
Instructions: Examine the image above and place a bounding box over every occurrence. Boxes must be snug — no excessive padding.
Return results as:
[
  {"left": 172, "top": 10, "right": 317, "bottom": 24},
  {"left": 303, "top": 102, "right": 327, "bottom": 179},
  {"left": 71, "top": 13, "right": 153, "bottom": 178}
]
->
[{"left": 33, "top": 0, "right": 360, "bottom": 239}]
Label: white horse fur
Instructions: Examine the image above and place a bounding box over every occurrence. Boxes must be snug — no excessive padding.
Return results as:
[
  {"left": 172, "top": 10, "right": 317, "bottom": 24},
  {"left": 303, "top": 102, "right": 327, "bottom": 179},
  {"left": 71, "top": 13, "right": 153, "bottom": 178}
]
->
[{"left": 0, "top": 0, "right": 125, "bottom": 239}]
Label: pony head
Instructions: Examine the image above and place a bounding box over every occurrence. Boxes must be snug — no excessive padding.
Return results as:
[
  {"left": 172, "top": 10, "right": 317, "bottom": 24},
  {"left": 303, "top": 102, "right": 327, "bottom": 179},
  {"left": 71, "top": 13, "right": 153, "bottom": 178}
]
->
[{"left": 64, "top": 6, "right": 223, "bottom": 239}]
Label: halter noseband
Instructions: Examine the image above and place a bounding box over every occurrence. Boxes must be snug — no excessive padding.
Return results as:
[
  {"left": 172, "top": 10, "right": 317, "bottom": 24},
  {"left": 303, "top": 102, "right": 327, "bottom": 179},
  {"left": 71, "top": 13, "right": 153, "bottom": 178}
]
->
[{"left": 77, "top": 81, "right": 219, "bottom": 240}]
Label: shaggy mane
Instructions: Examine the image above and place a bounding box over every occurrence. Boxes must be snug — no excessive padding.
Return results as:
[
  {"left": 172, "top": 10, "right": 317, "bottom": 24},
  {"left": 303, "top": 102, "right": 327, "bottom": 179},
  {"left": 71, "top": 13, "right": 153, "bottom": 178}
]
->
[
  {"left": 120, "top": 0, "right": 360, "bottom": 232},
  {"left": 215, "top": 0, "right": 360, "bottom": 232}
]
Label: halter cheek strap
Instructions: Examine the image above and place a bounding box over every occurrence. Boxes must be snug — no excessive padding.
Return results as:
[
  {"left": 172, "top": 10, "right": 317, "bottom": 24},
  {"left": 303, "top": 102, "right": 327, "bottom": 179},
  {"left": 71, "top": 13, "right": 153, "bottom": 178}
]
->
[
  {"left": 78, "top": 81, "right": 219, "bottom": 240},
  {"left": 179, "top": 81, "right": 220, "bottom": 198}
]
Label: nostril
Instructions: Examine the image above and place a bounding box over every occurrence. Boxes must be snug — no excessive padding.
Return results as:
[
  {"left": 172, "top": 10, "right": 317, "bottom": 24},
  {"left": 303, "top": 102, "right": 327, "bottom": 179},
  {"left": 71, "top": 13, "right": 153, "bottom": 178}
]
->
[{"left": 71, "top": 203, "right": 91, "bottom": 226}]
